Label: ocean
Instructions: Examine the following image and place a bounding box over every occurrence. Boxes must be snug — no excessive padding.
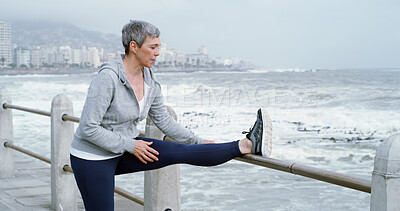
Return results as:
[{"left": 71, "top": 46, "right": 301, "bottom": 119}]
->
[{"left": 1, "top": 68, "right": 399, "bottom": 210}]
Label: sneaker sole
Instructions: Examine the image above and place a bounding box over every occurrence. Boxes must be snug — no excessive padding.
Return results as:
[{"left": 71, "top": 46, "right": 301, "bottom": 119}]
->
[{"left": 261, "top": 108, "right": 272, "bottom": 157}]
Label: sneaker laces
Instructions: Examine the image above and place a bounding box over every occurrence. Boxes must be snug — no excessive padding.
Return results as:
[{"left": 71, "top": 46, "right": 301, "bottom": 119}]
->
[{"left": 242, "top": 121, "right": 256, "bottom": 135}]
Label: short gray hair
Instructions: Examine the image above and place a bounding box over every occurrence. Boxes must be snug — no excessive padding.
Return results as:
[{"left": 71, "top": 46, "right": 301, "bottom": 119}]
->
[{"left": 122, "top": 20, "right": 160, "bottom": 55}]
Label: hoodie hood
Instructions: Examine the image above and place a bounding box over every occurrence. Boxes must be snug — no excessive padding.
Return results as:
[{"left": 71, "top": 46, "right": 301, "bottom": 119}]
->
[{"left": 98, "top": 54, "right": 159, "bottom": 88}]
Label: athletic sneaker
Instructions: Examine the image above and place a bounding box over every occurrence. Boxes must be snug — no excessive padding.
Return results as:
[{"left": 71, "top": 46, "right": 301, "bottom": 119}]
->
[{"left": 242, "top": 108, "right": 272, "bottom": 157}]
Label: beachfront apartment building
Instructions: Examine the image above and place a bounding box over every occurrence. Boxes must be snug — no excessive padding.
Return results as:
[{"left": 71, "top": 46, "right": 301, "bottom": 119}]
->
[
  {"left": 158, "top": 44, "right": 186, "bottom": 67},
  {"left": 157, "top": 44, "right": 211, "bottom": 68},
  {"left": 0, "top": 21, "right": 12, "bottom": 67},
  {"left": 14, "top": 47, "right": 30, "bottom": 68},
  {"left": 28, "top": 45, "right": 101, "bottom": 68}
]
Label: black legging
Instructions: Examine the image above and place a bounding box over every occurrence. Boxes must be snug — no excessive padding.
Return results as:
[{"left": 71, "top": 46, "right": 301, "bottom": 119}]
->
[{"left": 70, "top": 137, "right": 243, "bottom": 211}]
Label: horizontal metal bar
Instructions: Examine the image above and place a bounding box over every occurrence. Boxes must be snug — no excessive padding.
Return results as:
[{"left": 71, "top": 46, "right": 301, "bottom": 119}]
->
[
  {"left": 63, "top": 164, "right": 73, "bottom": 173},
  {"left": 63, "top": 164, "right": 144, "bottom": 205},
  {"left": 164, "top": 136, "right": 178, "bottom": 143},
  {"left": 137, "top": 133, "right": 178, "bottom": 143},
  {"left": 144, "top": 133, "right": 372, "bottom": 193},
  {"left": 4, "top": 142, "right": 51, "bottom": 164},
  {"left": 61, "top": 114, "right": 80, "bottom": 123},
  {"left": 235, "top": 155, "right": 371, "bottom": 193},
  {"left": 2, "top": 103, "right": 51, "bottom": 117},
  {"left": 114, "top": 187, "right": 144, "bottom": 206}
]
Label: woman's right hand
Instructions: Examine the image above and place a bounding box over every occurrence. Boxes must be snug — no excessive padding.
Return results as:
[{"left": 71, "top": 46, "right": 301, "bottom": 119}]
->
[{"left": 133, "top": 140, "right": 159, "bottom": 164}]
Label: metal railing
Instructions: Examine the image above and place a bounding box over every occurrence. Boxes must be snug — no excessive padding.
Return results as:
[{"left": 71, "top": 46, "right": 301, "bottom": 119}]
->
[
  {"left": 3, "top": 141, "right": 51, "bottom": 164},
  {"left": 1, "top": 94, "right": 399, "bottom": 210},
  {"left": 2, "top": 102, "right": 372, "bottom": 193},
  {"left": 3, "top": 103, "right": 51, "bottom": 116},
  {"left": 235, "top": 155, "right": 370, "bottom": 193},
  {"left": 38, "top": 105, "right": 370, "bottom": 193}
]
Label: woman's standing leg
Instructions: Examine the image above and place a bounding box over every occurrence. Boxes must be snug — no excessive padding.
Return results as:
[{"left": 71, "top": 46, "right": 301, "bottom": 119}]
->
[
  {"left": 116, "top": 137, "right": 243, "bottom": 175},
  {"left": 70, "top": 155, "right": 120, "bottom": 211}
]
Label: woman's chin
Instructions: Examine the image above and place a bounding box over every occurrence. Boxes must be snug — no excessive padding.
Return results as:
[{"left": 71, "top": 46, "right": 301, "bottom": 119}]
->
[{"left": 144, "top": 64, "right": 153, "bottom": 69}]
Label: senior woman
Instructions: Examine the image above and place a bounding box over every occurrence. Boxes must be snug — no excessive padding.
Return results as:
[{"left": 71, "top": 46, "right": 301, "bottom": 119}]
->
[{"left": 70, "top": 20, "right": 272, "bottom": 211}]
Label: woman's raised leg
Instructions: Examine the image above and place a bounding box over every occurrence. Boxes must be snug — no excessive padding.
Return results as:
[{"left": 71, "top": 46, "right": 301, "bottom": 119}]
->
[{"left": 115, "top": 137, "right": 243, "bottom": 175}]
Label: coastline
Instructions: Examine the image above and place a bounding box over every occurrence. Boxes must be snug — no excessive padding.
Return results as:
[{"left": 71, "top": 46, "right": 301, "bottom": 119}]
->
[
  {"left": 5, "top": 66, "right": 396, "bottom": 76},
  {"left": 0, "top": 67, "right": 253, "bottom": 76},
  {"left": 0, "top": 68, "right": 98, "bottom": 76},
  {"left": 152, "top": 67, "right": 252, "bottom": 73}
]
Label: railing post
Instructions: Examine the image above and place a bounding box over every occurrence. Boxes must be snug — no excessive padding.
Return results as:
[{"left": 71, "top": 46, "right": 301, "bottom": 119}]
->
[
  {"left": 0, "top": 89, "right": 14, "bottom": 178},
  {"left": 371, "top": 133, "right": 400, "bottom": 211},
  {"left": 144, "top": 106, "right": 180, "bottom": 211},
  {"left": 51, "top": 94, "right": 77, "bottom": 211}
]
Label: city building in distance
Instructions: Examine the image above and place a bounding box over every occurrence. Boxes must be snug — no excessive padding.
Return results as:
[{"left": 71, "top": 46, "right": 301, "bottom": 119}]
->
[
  {"left": 0, "top": 21, "right": 12, "bottom": 67},
  {"left": 1, "top": 20, "right": 255, "bottom": 71}
]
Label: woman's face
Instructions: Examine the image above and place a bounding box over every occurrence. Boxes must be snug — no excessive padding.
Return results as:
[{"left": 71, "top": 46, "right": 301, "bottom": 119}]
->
[{"left": 133, "top": 37, "right": 160, "bottom": 68}]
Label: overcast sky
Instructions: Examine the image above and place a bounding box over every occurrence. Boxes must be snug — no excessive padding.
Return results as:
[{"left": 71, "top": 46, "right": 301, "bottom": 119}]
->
[{"left": 1, "top": 0, "right": 399, "bottom": 69}]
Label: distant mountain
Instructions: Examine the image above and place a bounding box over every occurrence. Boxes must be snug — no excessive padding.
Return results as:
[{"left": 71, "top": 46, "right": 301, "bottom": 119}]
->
[{"left": 10, "top": 20, "right": 122, "bottom": 52}]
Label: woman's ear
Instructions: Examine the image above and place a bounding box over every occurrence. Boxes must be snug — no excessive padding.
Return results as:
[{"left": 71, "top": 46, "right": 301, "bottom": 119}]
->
[{"left": 130, "top": 41, "right": 137, "bottom": 54}]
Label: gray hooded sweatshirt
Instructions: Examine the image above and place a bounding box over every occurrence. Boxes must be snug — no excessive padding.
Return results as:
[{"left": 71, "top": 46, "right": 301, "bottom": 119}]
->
[{"left": 71, "top": 55, "right": 205, "bottom": 159}]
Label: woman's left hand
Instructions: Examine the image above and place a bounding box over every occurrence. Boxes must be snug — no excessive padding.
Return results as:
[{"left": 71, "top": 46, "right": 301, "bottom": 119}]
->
[{"left": 203, "top": 140, "right": 216, "bottom": 144}]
